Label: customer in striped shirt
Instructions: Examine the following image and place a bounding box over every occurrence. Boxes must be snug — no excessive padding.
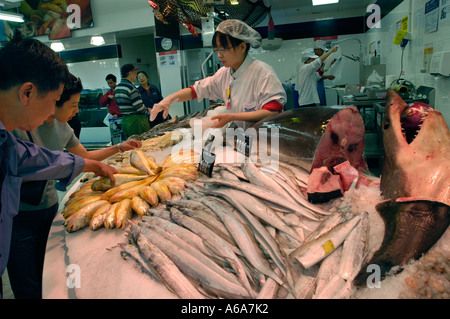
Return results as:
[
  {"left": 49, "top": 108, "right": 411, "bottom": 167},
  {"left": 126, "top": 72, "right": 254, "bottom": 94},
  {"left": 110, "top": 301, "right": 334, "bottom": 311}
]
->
[{"left": 114, "top": 64, "right": 151, "bottom": 138}]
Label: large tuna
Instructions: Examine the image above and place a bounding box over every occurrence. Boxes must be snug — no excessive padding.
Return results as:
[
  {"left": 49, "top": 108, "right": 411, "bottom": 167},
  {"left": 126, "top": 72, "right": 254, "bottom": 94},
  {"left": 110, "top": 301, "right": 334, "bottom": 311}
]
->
[
  {"left": 354, "top": 89, "right": 450, "bottom": 286},
  {"left": 253, "top": 106, "right": 367, "bottom": 173}
]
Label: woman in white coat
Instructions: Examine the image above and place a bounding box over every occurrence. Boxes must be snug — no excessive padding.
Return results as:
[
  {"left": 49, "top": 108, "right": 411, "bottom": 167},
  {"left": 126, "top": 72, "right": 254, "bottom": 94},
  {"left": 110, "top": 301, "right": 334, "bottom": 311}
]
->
[
  {"left": 295, "top": 46, "right": 338, "bottom": 107},
  {"left": 150, "top": 20, "right": 286, "bottom": 129}
]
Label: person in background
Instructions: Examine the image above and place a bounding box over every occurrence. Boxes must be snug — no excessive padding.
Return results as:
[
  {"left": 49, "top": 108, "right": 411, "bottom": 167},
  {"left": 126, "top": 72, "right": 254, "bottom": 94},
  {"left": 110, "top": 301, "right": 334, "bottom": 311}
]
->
[
  {"left": 0, "top": 31, "right": 117, "bottom": 298},
  {"left": 313, "top": 40, "right": 336, "bottom": 106},
  {"left": 137, "top": 70, "right": 168, "bottom": 128},
  {"left": 295, "top": 46, "right": 338, "bottom": 107},
  {"left": 100, "top": 74, "right": 121, "bottom": 118},
  {"left": 115, "top": 64, "right": 151, "bottom": 138},
  {"left": 150, "top": 19, "right": 286, "bottom": 129},
  {"left": 8, "top": 73, "right": 141, "bottom": 299}
]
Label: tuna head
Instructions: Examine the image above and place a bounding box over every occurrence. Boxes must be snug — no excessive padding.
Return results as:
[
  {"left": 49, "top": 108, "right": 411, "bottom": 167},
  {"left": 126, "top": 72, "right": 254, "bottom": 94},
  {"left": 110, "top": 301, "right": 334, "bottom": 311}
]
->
[
  {"left": 311, "top": 106, "right": 367, "bottom": 173},
  {"left": 354, "top": 90, "right": 450, "bottom": 286}
]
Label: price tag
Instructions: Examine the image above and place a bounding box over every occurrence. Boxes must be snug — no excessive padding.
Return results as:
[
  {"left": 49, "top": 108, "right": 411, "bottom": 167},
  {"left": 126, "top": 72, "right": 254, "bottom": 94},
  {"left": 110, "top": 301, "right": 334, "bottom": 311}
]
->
[
  {"left": 234, "top": 131, "right": 253, "bottom": 157},
  {"left": 198, "top": 135, "right": 216, "bottom": 177}
]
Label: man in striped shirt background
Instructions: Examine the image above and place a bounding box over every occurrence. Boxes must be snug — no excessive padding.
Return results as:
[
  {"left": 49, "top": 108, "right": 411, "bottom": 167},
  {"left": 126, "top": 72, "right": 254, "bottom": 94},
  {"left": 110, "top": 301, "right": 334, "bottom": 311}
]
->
[{"left": 115, "top": 64, "right": 151, "bottom": 138}]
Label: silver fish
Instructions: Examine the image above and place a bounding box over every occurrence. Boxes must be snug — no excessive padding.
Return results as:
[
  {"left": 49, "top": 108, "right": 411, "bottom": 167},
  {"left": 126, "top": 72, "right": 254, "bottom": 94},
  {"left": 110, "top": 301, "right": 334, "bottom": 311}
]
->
[
  {"left": 137, "top": 226, "right": 251, "bottom": 298},
  {"left": 129, "top": 230, "right": 206, "bottom": 299},
  {"left": 197, "top": 196, "right": 285, "bottom": 286},
  {"left": 205, "top": 188, "right": 291, "bottom": 281},
  {"left": 169, "top": 207, "right": 257, "bottom": 298},
  {"left": 338, "top": 212, "right": 369, "bottom": 281},
  {"left": 290, "top": 214, "right": 362, "bottom": 269},
  {"left": 200, "top": 178, "right": 319, "bottom": 221}
]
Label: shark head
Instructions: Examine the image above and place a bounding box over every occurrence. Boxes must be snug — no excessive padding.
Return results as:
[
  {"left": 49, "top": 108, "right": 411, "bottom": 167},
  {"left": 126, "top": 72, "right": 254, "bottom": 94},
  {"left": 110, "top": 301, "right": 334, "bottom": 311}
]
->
[
  {"left": 380, "top": 89, "right": 450, "bottom": 206},
  {"left": 354, "top": 89, "right": 450, "bottom": 286}
]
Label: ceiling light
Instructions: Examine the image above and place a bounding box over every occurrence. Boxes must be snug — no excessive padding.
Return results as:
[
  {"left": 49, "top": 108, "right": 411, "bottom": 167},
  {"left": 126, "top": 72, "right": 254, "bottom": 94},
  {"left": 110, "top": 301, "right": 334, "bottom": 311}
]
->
[
  {"left": 90, "top": 35, "right": 105, "bottom": 46},
  {"left": 312, "top": 0, "right": 339, "bottom": 6},
  {"left": 50, "top": 41, "right": 65, "bottom": 52},
  {"left": 230, "top": 0, "right": 239, "bottom": 4},
  {"left": 0, "top": 11, "right": 24, "bottom": 23}
]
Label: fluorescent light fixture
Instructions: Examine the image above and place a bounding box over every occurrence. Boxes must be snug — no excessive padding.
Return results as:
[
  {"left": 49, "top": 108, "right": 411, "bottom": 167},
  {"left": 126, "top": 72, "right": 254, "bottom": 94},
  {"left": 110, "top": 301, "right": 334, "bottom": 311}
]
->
[
  {"left": 50, "top": 41, "right": 65, "bottom": 52},
  {"left": 0, "top": 11, "right": 24, "bottom": 23},
  {"left": 90, "top": 35, "right": 105, "bottom": 46},
  {"left": 312, "top": 0, "right": 339, "bottom": 6},
  {"left": 230, "top": 0, "right": 239, "bottom": 5}
]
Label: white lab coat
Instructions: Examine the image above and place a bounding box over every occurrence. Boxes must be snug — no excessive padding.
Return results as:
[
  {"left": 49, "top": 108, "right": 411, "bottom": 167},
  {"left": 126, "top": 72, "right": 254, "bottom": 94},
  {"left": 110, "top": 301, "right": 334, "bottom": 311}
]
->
[
  {"left": 295, "top": 58, "right": 322, "bottom": 106},
  {"left": 193, "top": 54, "right": 286, "bottom": 129}
]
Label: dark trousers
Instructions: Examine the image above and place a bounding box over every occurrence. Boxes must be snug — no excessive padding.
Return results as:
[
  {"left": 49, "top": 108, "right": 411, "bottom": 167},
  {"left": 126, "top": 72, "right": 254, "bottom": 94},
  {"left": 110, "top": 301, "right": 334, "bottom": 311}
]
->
[{"left": 7, "top": 204, "right": 58, "bottom": 299}]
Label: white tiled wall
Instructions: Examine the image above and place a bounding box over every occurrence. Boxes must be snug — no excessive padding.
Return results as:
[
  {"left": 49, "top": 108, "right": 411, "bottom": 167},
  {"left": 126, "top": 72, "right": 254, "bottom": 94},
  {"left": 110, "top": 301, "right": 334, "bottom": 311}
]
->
[{"left": 364, "top": 0, "right": 450, "bottom": 125}]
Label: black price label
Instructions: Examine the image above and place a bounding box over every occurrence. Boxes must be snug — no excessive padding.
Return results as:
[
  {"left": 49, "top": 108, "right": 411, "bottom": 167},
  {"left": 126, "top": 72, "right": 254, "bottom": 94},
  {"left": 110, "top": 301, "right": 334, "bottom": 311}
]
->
[
  {"left": 234, "top": 131, "right": 253, "bottom": 157},
  {"left": 198, "top": 135, "right": 216, "bottom": 177}
]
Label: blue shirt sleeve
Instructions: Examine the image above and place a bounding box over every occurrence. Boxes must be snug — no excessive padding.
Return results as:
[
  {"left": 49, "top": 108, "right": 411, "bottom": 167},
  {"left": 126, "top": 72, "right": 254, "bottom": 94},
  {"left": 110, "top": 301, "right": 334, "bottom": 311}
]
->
[{"left": 16, "top": 139, "right": 85, "bottom": 188}]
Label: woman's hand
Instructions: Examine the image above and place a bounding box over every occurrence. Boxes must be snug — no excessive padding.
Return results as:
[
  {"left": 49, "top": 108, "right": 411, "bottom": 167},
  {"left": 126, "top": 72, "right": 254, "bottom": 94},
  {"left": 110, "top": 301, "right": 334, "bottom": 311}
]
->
[
  {"left": 83, "top": 159, "right": 118, "bottom": 184},
  {"left": 119, "top": 139, "right": 142, "bottom": 152},
  {"left": 150, "top": 98, "right": 171, "bottom": 121},
  {"left": 211, "top": 113, "right": 235, "bottom": 128}
]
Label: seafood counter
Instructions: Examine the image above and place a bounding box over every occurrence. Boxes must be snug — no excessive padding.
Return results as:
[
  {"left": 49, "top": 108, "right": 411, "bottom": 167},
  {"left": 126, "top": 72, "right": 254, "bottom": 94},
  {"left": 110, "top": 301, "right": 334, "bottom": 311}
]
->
[{"left": 43, "top": 91, "right": 449, "bottom": 299}]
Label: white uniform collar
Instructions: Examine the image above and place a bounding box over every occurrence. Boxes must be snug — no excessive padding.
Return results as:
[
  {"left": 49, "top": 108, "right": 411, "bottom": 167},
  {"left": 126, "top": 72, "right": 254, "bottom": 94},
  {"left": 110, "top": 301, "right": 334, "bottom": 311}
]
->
[{"left": 230, "top": 54, "right": 254, "bottom": 80}]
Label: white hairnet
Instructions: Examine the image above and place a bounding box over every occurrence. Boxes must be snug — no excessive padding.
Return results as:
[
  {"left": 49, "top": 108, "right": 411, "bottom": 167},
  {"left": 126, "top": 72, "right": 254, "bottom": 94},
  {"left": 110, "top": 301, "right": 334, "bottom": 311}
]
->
[
  {"left": 314, "top": 40, "right": 327, "bottom": 52},
  {"left": 301, "top": 48, "right": 318, "bottom": 63},
  {"left": 216, "top": 19, "right": 262, "bottom": 49}
]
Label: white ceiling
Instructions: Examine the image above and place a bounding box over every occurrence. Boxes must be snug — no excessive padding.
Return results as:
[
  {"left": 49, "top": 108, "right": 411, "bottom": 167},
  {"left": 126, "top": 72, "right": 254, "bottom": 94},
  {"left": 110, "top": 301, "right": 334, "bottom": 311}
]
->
[
  {"left": 36, "top": 0, "right": 378, "bottom": 50},
  {"left": 269, "top": 0, "right": 376, "bottom": 23}
]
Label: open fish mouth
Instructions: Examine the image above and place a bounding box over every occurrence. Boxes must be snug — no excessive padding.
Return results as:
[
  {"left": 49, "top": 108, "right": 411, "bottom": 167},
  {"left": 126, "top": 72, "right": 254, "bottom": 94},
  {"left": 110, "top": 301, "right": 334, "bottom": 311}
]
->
[
  {"left": 379, "top": 89, "right": 450, "bottom": 206},
  {"left": 354, "top": 89, "right": 450, "bottom": 286},
  {"left": 399, "top": 101, "right": 434, "bottom": 144}
]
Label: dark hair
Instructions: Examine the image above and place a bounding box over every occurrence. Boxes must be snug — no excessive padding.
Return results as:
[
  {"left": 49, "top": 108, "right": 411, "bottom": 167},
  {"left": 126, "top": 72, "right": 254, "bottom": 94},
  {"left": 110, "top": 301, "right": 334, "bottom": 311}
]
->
[
  {"left": 0, "top": 30, "right": 70, "bottom": 94},
  {"left": 137, "top": 70, "right": 149, "bottom": 79},
  {"left": 212, "top": 32, "right": 250, "bottom": 54},
  {"left": 105, "top": 74, "right": 116, "bottom": 82},
  {"left": 56, "top": 74, "right": 83, "bottom": 107}
]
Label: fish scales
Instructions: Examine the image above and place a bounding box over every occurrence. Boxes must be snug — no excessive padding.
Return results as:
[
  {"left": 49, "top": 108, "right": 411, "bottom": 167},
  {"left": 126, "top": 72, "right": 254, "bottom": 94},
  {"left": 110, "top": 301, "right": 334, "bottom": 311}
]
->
[
  {"left": 197, "top": 196, "right": 285, "bottom": 286},
  {"left": 338, "top": 212, "right": 369, "bottom": 281},
  {"left": 130, "top": 149, "right": 157, "bottom": 175},
  {"left": 119, "top": 241, "right": 161, "bottom": 282},
  {"left": 115, "top": 199, "right": 133, "bottom": 230},
  {"left": 206, "top": 189, "right": 289, "bottom": 278},
  {"left": 137, "top": 226, "right": 251, "bottom": 298},
  {"left": 291, "top": 214, "right": 362, "bottom": 269},
  {"left": 200, "top": 178, "right": 319, "bottom": 221},
  {"left": 167, "top": 203, "right": 235, "bottom": 247},
  {"left": 141, "top": 216, "right": 218, "bottom": 261},
  {"left": 89, "top": 202, "right": 112, "bottom": 231},
  {"left": 243, "top": 161, "right": 296, "bottom": 205},
  {"left": 130, "top": 232, "right": 206, "bottom": 299},
  {"left": 144, "top": 222, "right": 239, "bottom": 286},
  {"left": 223, "top": 188, "right": 304, "bottom": 243},
  {"left": 169, "top": 207, "right": 257, "bottom": 298},
  {"left": 66, "top": 200, "right": 110, "bottom": 232}
]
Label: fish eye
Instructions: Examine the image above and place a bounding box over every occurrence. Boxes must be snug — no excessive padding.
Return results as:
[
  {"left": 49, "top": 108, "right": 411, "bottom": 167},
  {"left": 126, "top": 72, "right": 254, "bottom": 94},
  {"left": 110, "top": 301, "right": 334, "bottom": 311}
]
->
[
  {"left": 348, "top": 144, "right": 358, "bottom": 153},
  {"left": 330, "top": 132, "right": 339, "bottom": 145}
]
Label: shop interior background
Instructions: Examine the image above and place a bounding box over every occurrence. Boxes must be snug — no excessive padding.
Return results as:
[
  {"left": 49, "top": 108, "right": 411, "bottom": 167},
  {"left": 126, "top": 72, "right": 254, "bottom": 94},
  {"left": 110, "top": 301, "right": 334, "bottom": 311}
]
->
[{"left": 0, "top": 0, "right": 448, "bottom": 140}]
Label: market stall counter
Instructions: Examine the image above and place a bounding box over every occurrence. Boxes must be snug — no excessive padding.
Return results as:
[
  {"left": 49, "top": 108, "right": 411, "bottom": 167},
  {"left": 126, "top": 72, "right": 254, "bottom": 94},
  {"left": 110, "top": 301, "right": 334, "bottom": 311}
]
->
[{"left": 42, "top": 103, "right": 449, "bottom": 299}]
